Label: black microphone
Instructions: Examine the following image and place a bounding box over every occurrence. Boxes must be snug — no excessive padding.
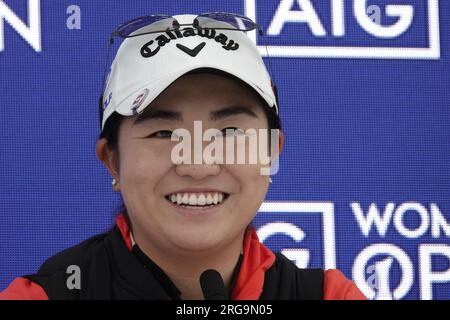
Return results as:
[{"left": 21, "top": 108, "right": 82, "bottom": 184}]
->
[{"left": 200, "top": 269, "right": 229, "bottom": 300}]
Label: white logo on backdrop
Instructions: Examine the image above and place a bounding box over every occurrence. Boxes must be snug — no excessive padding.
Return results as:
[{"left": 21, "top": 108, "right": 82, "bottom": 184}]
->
[
  {"left": 257, "top": 202, "right": 336, "bottom": 269},
  {"left": 351, "top": 202, "right": 450, "bottom": 300},
  {"left": 245, "top": 0, "right": 441, "bottom": 59},
  {"left": 256, "top": 201, "right": 450, "bottom": 300},
  {"left": 0, "top": 0, "right": 41, "bottom": 52},
  {"left": 0, "top": 0, "right": 80, "bottom": 52}
]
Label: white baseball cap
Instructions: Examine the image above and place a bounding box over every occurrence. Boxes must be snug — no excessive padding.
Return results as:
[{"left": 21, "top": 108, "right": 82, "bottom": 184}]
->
[{"left": 101, "top": 14, "right": 278, "bottom": 131}]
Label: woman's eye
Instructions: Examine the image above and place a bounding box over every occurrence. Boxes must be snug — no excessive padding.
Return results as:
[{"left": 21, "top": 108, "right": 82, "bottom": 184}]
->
[
  {"left": 148, "top": 130, "right": 173, "bottom": 138},
  {"left": 220, "top": 127, "right": 245, "bottom": 136}
]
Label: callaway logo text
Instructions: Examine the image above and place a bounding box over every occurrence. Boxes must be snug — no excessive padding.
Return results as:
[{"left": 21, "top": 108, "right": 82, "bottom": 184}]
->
[{"left": 140, "top": 27, "right": 240, "bottom": 58}]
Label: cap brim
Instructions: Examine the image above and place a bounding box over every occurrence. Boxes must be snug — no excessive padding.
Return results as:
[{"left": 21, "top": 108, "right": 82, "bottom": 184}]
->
[{"left": 114, "top": 65, "right": 277, "bottom": 118}]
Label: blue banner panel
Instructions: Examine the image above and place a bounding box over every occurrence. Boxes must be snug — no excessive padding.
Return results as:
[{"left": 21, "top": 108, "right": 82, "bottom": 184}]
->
[{"left": 0, "top": 0, "right": 449, "bottom": 300}]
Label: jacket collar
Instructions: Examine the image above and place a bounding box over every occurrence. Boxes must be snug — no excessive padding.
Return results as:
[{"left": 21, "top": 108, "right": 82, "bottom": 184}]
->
[{"left": 114, "top": 214, "right": 275, "bottom": 299}]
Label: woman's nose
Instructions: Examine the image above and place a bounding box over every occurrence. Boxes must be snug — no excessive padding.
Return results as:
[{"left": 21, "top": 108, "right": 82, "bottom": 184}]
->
[{"left": 175, "top": 163, "right": 221, "bottom": 180}]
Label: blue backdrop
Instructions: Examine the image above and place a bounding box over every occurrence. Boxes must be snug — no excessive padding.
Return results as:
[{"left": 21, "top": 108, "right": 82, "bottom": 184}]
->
[{"left": 0, "top": 0, "right": 449, "bottom": 300}]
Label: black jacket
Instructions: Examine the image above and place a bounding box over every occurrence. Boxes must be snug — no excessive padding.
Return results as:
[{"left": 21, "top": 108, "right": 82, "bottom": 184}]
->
[{"left": 21, "top": 226, "right": 323, "bottom": 300}]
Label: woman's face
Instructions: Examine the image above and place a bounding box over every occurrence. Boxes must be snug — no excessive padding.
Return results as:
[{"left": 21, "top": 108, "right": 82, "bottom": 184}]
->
[{"left": 103, "top": 73, "right": 278, "bottom": 253}]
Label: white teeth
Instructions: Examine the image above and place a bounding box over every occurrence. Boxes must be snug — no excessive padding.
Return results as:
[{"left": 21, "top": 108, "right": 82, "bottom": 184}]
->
[
  {"left": 167, "top": 192, "right": 227, "bottom": 206},
  {"left": 198, "top": 194, "right": 206, "bottom": 206},
  {"left": 189, "top": 194, "right": 196, "bottom": 205},
  {"left": 206, "top": 194, "right": 213, "bottom": 205}
]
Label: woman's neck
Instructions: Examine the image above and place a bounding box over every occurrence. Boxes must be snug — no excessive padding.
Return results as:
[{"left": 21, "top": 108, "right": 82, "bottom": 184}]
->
[{"left": 132, "top": 232, "right": 245, "bottom": 300}]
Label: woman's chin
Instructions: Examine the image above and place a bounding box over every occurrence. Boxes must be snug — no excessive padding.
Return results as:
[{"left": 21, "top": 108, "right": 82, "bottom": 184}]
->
[{"left": 168, "top": 227, "right": 229, "bottom": 252}]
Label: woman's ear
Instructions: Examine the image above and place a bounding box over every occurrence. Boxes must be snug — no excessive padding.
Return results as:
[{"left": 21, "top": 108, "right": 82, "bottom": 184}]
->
[
  {"left": 96, "top": 138, "right": 120, "bottom": 191},
  {"left": 265, "top": 130, "right": 284, "bottom": 177},
  {"left": 278, "top": 130, "right": 284, "bottom": 155},
  {"left": 271, "top": 130, "right": 284, "bottom": 159}
]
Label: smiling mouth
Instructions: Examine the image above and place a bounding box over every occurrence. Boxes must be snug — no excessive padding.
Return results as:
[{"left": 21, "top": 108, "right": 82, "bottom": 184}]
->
[{"left": 164, "top": 192, "right": 230, "bottom": 209}]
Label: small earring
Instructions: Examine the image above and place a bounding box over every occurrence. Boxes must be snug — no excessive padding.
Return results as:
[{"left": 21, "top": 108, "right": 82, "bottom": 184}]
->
[
  {"left": 269, "top": 177, "right": 273, "bottom": 184},
  {"left": 112, "top": 178, "right": 118, "bottom": 186}
]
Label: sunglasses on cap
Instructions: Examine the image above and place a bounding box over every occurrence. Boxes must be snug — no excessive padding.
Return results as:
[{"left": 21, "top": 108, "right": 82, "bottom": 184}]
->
[
  {"left": 112, "top": 12, "right": 263, "bottom": 39},
  {"left": 99, "top": 12, "right": 277, "bottom": 130}
]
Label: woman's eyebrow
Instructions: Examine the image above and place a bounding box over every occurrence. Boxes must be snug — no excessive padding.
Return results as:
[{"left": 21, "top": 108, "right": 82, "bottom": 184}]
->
[
  {"left": 133, "top": 109, "right": 182, "bottom": 125},
  {"left": 210, "top": 105, "right": 259, "bottom": 121}
]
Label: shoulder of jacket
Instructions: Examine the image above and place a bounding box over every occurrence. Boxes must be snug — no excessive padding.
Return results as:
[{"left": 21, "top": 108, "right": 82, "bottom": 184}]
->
[
  {"left": 271, "top": 252, "right": 323, "bottom": 276},
  {"left": 323, "top": 269, "right": 367, "bottom": 300},
  {"left": 36, "top": 230, "right": 112, "bottom": 275},
  {"left": 0, "top": 277, "right": 48, "bottom": 300},
  {"left": 262, "top": 252, "right": 324, "bottom": 299}
]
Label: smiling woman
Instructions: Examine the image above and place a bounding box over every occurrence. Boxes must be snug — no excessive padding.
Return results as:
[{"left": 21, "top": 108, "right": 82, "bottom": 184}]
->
[
  {"left": 0, "top": 13, "right": 365, "bottom": 300},
  {"left": 103, "top": 72, "right": 275, "bottom": 300}
]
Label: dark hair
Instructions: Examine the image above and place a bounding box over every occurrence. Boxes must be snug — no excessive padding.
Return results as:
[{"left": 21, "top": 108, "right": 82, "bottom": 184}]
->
[{"left": 99, "top": 70, "right": 282, "bottom": 221}]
